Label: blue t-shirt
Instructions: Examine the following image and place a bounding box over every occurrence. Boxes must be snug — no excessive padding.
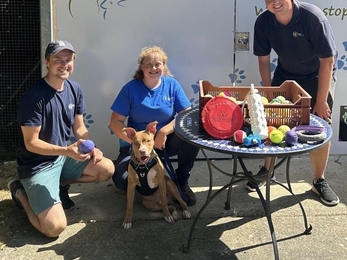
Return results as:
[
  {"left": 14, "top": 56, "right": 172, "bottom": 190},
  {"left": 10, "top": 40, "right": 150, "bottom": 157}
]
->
[
  {"left": 17, "top": 78, "right": 87, "bottom": 178},
  {"left": 253, "top": 0, "right": 337, "bottom": 82},
  {"left": 110, "top": 76, "right": 191, "bottom": 147}
]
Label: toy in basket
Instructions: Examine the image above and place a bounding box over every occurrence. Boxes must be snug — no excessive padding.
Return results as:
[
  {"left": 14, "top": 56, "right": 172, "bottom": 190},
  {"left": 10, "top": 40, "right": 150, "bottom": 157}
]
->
[{"left": 199, "top": 80, "right": 312, "bottom": 129}]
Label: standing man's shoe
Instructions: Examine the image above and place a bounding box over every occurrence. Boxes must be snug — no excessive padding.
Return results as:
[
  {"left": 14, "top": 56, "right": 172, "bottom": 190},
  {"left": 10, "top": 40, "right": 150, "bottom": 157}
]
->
[{"left": 312, "top": 179, "right": 339, "bottom": 206}]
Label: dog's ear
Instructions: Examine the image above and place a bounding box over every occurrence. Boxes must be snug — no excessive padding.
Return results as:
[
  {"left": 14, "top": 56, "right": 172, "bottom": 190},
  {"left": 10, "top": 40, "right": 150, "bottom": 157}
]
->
[
  {"left": 146, "top": 121, "right": 158, "bottom": 135},
  {"left": 124, "top": 127, "right": 137, "bottom": 140}
]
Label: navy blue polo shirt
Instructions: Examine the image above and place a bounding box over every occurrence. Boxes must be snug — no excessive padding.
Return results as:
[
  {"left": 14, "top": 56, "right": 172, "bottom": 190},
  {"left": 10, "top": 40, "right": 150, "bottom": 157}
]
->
[{"left": 253, "top": 0, "right": 337, "bottom": 82}]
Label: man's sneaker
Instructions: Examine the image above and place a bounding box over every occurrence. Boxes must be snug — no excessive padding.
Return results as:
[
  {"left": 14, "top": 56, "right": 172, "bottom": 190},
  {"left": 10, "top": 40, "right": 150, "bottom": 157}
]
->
[
  {"left": 311, "top": 179, "right": 340, "bottom": 206},
  {"left": 59, "top": 185, "right": 75, "bottom": 211},
  {"left": 245, "top": 167, "right": 275, "bottom": 192},
  {"left": 180, "top": 183, "right": 196, "bottom": 206},
  {"left": 7, "top": 179, "right": 24, "bottom": 210}
]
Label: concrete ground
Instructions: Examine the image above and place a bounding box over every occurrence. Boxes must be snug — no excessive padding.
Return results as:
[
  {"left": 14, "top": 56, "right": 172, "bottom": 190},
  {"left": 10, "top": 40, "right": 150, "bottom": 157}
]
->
[{"left": 1, "top": 154, "right": 346, "bottom": 260}]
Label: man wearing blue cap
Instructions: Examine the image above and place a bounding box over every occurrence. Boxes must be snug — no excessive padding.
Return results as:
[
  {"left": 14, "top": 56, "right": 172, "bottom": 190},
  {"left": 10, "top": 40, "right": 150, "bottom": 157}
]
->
[{"left": 7, "top": 40, "right": 114, "bottom": 237}]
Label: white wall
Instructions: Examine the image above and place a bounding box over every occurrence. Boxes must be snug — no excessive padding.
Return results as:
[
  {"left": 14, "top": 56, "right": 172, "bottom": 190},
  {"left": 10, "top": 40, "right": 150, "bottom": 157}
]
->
[{"left": 56, "top": 0, "right": 347, "bottom": 158}]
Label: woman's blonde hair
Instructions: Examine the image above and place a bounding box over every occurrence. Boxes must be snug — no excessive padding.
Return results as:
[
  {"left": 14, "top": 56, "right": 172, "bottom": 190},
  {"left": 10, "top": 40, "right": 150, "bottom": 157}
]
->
[{"left": 132, "top": 46, "right": 173, "bottom": 80}]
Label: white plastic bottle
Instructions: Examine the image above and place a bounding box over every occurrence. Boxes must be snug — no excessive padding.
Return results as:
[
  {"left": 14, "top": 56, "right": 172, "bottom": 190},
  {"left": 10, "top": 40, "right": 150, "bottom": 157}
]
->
[{"left": 247, "top": 84, "right": 268, "bottom": 140}]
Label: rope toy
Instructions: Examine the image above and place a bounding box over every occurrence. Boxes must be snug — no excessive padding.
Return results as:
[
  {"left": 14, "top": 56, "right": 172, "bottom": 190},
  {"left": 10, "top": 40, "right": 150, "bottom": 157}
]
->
[{"left": 293, "top": 125, "right": 326, "bottom": 144}]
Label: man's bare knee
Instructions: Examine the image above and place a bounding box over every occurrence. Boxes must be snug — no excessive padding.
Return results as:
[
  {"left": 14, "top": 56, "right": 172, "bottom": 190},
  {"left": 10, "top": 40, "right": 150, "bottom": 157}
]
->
[
  {"left": 41, "top": 221, "right": 66, "bottom": 238},
  {"left": 97, "top": 160, "right": 115, "bottom": 182}
]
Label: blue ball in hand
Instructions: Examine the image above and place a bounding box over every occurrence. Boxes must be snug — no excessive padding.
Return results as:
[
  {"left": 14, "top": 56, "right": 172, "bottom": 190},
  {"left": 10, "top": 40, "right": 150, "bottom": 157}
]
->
[{"left": 78, "top": 140, "right": 95, "bottom": 154}]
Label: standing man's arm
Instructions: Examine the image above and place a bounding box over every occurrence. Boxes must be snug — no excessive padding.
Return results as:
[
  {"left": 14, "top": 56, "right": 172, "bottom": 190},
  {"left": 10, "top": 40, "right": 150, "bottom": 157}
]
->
[
  {"left": 258, "top": 55, "right": 272, "bottom": 86},
  {"left": 314, "top": 56, "right": 334, "bottom": 121}
]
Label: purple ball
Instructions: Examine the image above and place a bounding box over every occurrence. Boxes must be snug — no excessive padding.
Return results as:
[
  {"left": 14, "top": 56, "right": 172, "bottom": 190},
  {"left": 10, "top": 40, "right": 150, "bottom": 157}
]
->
[
  {"left": 285, "top": 130, "right": 298, "bottom": 146},
  {"left": 79, "top": 140, "right": 95, "bottom": 154}
]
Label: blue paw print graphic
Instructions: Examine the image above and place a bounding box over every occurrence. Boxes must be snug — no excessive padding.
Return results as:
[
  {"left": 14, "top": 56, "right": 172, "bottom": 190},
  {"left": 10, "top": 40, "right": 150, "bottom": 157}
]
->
[
  {"left": 343, "top": 41, "right": 347, "bottom": 51},
  {"left": 188, "top": 81, "right": 200, "bottom": 108},
  {"left": 228, "top": 68, "right": 246, "bottom": 84},
  {"left": 69, "top": 113, "right": 94, "bottom": 143},
  {"left": 259, "top": 58, "right": 277, "bottom": 86},
  {"left": 270, "top": 58, "right": 277, "bottom": 73},
  {"left": 83, "top": 113, "right": 94, "bottom": 128},
  {"left": 337, "top": 55, "right": 347, "bottom": 70},
  {"left": 191, "top": 82, "right": 199, "bottom": 94}
]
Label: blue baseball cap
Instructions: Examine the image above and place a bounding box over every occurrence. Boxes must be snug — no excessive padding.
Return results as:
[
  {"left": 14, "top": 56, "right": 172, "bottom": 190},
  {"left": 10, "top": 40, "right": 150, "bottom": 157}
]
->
[{"left": 45, "top": 40, "right": 75, "bottom": 58}]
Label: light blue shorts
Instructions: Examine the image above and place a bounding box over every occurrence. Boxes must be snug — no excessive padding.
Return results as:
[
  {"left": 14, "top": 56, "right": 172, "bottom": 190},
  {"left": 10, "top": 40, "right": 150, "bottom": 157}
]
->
[{"left": 21, "top": 156, "right": 90, "bottom": 215}]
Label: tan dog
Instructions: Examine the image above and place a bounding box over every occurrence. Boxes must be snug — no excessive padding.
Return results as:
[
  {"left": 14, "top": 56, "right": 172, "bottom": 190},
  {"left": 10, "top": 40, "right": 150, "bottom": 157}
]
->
[{"left": 122, "top": 121, "right": 191, "bottom": 229}]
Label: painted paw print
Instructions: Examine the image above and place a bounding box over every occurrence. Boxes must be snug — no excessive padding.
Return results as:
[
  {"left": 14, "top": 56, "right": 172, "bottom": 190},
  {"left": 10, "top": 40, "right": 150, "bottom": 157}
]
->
[
  {"left": 83, "top": 113, "right": 94, "bottom": 129},
  {"left": 228, "top": 68, "right": 246, "bottom": 84},
  {"left": 260, "top": 58, "right": 277, "bottom": 85},
  {"left": 191, "top": 82, "right": 199, "bottom": 94},
  {"left": 337, "top": 55, "right": 347, "bottom": 70},
  {"left": 69, "top": 113, "right": 94, "bottom": 143},
  {"left": 343, "top": 41, "right": 347, "bottom": 51},
  {"left": 189, "top": 81, "right": 200, "bottom": 108},
  {"left": 270, "top": 58, "right": 277, "bottom": 73}
]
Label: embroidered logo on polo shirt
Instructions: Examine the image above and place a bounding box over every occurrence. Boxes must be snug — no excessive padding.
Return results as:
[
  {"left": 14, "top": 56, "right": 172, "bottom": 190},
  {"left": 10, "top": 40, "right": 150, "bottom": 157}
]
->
[
  {"left": 68, "top": 103, "right": 75, "bottom": 110},
  {"left": 292, "top": 31, "right": 304, "bottom": 37}
]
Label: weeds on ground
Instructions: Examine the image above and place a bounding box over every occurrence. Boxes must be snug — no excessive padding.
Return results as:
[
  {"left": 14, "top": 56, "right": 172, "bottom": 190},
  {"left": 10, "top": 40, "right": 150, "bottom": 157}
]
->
[{"left": 0, "top": 160, "right": 19, "bottom": 250}]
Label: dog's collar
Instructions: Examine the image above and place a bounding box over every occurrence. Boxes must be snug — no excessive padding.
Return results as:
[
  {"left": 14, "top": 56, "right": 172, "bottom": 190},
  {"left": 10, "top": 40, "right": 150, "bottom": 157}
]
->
[{"left": 130, "top": 155, "right": 159, "bottom": 171}]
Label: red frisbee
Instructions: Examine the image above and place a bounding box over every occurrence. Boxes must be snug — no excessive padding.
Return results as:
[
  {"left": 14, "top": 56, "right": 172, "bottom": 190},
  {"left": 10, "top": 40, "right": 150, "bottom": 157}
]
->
[{"left": 201, "top": 96, "right": 244, "bottom": 139}]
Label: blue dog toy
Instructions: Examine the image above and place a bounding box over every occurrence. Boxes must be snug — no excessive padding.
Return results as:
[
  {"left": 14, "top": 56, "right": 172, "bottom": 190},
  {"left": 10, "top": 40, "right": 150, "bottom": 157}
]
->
[{"left": 243, "top": 134, "right": 262, "bottom": 148}]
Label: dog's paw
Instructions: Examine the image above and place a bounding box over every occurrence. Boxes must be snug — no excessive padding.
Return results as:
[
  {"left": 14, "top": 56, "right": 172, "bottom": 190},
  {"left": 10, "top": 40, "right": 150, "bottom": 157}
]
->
[
  {"left": 164, "top": 214, "right": 175, "bottom": 224},
  {"left": 122, "top": 222, "right": 132, "bottom": 229},
  {"left": 172, "top": 210, "right": 179, "bottom": 221},
  {"left": 182, "top": 210, "right": 191, "bottom": 219}
]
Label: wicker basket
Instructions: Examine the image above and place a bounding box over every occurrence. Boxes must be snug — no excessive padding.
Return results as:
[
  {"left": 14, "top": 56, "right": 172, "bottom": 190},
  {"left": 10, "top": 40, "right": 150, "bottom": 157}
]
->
[{"left": 199, "top": 80, "right": 312, "bottom": 128}]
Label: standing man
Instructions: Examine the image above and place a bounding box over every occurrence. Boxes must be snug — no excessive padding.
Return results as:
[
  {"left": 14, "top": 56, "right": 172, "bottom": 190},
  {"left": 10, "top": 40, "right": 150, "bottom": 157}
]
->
[
  {"left": 246, "top": 0, "right": 339, "bottom": 206},
  {"left": 8, "top": 40, "right": 114, "bottom": 237}
]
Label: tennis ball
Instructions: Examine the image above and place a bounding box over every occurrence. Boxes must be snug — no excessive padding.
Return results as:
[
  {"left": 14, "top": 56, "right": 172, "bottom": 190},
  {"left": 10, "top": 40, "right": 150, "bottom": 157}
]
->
[
  {"left": 276, "top": 96, "right": 286, "bottom": 103},
  {"left": 261, "top": 96, "right": 269, "bottom": 104},
  {"left": 218, "top": 92, "right": 230, "bottom": 98},
  {"left": 267, "top": 126, "right": 277, "bottom": 138},
  {"left": 78, "top": 140, "right": 95, "bottom": 154},
  {"left": 269, "top": 130, "right": 284, "bottom": 144},
  {"left": 233, "top": 130, "right": 247, "bottom": 144},
  {"left": 270, "top": 98, "right": 281, "bottom": 104},
  {"left": 278, "top": 125, "right": 291, "bottom": 135},
  {"left": 204, "top": 94, "right": 213, "bottom": 98},
  {"left": 229, "top": 96, "right": 237, "bottom": 103}
]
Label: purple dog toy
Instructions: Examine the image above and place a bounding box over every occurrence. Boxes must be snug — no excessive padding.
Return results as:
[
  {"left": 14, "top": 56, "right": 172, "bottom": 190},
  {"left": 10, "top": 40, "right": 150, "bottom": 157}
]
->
[{"left": 78, "top": 140, "right": 95, "bottom": 154}]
